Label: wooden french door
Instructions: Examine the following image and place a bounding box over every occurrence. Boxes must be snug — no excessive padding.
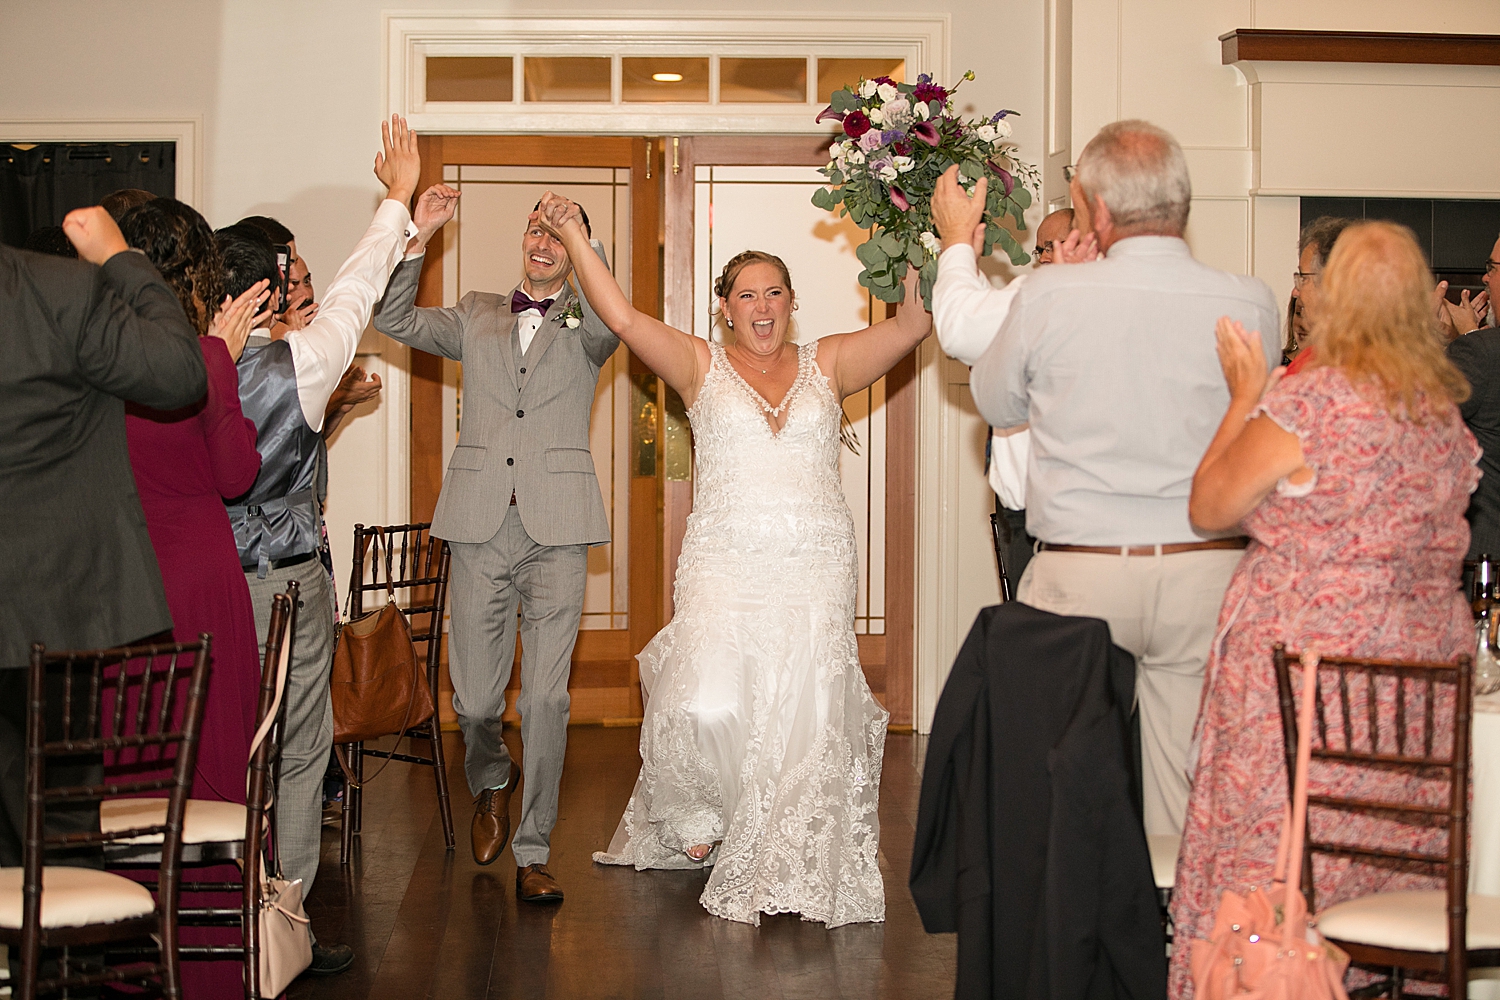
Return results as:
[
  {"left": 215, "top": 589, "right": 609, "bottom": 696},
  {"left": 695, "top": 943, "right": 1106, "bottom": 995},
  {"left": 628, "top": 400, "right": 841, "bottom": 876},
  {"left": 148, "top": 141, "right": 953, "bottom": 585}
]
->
[{"left": 409, "top": 133, "right": 915, "bottom": 729}]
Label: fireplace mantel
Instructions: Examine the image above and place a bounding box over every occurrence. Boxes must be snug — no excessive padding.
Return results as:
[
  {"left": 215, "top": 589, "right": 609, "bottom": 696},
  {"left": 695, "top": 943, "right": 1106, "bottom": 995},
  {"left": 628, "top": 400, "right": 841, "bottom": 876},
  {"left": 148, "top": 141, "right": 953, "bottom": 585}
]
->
[
  {"left": 1220, "top": 29, "right": 1500, "bottom": 67},
  {"left": 1218, "top": 30, "right": 1500, "bottom": 198}
]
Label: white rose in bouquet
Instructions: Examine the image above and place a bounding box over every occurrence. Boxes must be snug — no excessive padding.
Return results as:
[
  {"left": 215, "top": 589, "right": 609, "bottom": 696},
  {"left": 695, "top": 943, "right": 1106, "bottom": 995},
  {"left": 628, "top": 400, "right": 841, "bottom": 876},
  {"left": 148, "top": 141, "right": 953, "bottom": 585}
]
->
[
  {"left": 859, "top": 79, "right": 878, "bottom": 99},
  {"left": 877, "top": 82, "right": 899, "bottom": 102},
  {"left": 893, "top": 155, "right": 915, "bottom": 174}
]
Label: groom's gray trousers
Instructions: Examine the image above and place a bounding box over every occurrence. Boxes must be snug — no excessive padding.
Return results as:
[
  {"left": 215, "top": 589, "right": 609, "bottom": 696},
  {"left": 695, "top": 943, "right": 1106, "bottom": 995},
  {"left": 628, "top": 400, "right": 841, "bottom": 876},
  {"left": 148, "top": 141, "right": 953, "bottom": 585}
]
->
[{"left": 447, "top": 504, "right": 588, "bottom": 867}]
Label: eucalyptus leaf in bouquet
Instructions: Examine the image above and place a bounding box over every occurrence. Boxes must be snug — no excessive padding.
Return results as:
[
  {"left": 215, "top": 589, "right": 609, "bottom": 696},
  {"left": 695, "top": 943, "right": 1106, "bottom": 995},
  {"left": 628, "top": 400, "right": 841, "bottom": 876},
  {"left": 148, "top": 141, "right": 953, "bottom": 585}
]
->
[{"left": 812, "top": 71, "right": 1039, "bottom": 309}]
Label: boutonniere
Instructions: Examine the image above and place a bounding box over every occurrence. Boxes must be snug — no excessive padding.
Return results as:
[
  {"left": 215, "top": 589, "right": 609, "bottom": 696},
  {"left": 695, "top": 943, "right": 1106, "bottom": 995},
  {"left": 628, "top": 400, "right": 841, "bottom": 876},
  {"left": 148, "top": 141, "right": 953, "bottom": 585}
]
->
[{"left": 559, "top": 301, "right": 583, "bottom": 329}]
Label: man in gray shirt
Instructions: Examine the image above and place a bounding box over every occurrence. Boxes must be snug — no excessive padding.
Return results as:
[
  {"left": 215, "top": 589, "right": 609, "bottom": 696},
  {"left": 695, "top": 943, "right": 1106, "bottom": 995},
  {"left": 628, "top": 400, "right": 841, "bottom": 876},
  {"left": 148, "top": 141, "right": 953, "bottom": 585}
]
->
[{"left": 970, "top": 120, "right": 1279, "bottom": 836}]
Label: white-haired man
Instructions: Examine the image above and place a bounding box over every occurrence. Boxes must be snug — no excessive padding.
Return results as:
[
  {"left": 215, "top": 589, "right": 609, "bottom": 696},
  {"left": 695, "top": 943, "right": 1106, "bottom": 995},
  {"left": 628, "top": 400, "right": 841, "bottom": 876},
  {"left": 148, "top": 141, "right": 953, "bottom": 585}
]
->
[{"left": 969, "top": 120, "right": 1280, "bottom": 836}]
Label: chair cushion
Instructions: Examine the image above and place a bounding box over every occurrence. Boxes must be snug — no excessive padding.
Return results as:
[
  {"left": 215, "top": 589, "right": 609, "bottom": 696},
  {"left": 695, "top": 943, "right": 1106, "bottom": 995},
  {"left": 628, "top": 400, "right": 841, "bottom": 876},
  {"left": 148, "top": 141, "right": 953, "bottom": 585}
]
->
[
  {"left": 1148, "top": 834, "right": 1180, "bottom": 890},
  {"left": 0, "top": 867, "right": 155, "bottom": 929},
  {"left": 100, "top": 798, "right": 247, "bottom": 845},
  {"left": 1318, "top": 891, "right": 1500, "bottom": 952}
]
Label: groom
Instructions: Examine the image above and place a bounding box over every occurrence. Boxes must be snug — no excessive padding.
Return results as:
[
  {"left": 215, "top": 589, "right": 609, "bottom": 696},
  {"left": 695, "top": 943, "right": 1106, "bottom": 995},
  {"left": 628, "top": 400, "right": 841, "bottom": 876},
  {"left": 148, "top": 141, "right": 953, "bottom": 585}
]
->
[{"left": 373, "top": 185, "right": 619, "bottom": 902}]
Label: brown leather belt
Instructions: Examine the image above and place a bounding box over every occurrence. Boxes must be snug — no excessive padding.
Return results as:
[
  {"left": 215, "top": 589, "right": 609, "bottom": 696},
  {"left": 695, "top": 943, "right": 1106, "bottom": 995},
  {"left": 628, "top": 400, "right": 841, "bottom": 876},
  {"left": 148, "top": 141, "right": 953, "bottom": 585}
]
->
[{"left": 1037, "top": 537, "right": 1249, "bottom": 557}]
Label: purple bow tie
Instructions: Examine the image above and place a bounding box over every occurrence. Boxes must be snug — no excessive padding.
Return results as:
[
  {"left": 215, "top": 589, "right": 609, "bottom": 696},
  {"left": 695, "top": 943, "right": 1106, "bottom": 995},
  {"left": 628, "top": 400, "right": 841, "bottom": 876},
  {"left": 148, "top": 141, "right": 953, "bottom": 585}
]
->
[{"left": 511, "top": 290, "right": 555, "bottom": 314}]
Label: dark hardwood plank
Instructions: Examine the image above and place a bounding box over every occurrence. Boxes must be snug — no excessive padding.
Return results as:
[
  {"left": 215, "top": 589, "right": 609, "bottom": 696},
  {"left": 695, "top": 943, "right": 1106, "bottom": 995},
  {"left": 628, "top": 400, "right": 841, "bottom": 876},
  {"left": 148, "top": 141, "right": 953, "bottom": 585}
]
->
[{"left": 289, "top": 728, "right": 955, "bottom": 1000}]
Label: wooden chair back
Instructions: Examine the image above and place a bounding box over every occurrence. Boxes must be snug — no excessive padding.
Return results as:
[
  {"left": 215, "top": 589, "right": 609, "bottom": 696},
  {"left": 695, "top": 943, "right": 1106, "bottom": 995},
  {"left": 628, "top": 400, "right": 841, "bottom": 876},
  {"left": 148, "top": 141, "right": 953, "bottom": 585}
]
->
[
  {"left": 348, "top": 522, "right": 451, "bottom": 680},
  {"left": 1272, "top": 644, "right": 1472, "bottom": 996},
  {"left": 17, "top": 636, "right": 212, "bottom": 999}
]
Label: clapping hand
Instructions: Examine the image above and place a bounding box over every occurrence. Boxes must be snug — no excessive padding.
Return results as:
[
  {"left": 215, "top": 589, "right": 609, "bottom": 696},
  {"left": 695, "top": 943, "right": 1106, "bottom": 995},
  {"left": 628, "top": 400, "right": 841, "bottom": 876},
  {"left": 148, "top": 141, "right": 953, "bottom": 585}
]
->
[
  {"left": 373, "top": 114, "right": 420, "bottom": 206},
  {"left": 1438, "top": 285, "right": 1488, "bottom": 337},
  {"left": 62, "top": 206, "right": 129, "bottom": 265},
  {"left": 1055, "top": 229, "right": 1099, "bottom": 264},
  {"left": 410, "top": 184, "right": 460, "bottom": 253},
  {"left": 932, "top": 165, "right": 988, "bottom": 254},
  {"left": 207, "top": 279, "right": 271, "bottom": 362},
  {"left": 1215, "top": 316, "right": 1278, "bottom": 406},
  {"left": 282, "top": 298, "right": 318, "bottom": 330}
]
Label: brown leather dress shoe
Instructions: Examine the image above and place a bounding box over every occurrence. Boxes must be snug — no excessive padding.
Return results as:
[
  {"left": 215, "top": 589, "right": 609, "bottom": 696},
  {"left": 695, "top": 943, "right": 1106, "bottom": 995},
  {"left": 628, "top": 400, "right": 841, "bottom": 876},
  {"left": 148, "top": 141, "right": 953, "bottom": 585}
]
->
[
  {"left": 471, "top": 761, "right": 519, "bottom": 866},
  {"left": 516, "top": 863, "right": 564, "bottom": 903}
]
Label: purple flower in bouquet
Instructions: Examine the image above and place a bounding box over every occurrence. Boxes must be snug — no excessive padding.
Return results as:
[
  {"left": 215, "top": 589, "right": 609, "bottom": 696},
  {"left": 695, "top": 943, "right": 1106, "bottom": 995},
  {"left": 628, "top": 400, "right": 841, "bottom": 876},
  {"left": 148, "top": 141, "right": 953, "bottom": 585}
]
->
[
  {"left": 815, "top": 105, "right": 846, "bottom": 124},
  {"left": 889, "top": 185, "right": 910, "bottom": 211},
  {"left": 992, "top": 110, "right": 1016, "bottom": 121},
  {"left": 913, "top": 81, "right": 948, "bottom": 105},
  {"left": 881, "top": 129, "right": 904, "bottom": 146},
  {"left": 843, "top": 110, "right": 871, "bottom": 138},
  {"left": 911, "top": 121, "right": 941, "bottom": 146},
  {"left": 987, "top": 159, "right": 1016, "bottom": 196},
  {"left": 858, "top": 129, "right": 885, "bottom": 152}
]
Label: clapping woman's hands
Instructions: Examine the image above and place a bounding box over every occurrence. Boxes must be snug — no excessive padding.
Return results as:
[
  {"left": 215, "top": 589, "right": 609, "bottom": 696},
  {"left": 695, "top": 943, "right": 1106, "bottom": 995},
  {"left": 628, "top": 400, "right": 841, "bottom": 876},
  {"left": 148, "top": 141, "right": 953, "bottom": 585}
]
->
[
  {"left": 207, "top": 279, "right": 271, "bottom": 362},
  {"left": 1214, "top": 316, "right": 1279, "bottom": 406}
]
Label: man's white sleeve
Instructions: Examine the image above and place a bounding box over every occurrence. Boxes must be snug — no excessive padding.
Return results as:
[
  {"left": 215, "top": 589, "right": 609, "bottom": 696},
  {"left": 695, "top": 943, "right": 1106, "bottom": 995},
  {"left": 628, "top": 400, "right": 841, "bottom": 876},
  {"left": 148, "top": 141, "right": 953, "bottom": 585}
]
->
[
  {"left": 932, "top": 244, "right": 1026, "bottom": 366},
  {"left": 287, "top": 199, "right": 417, "bottom": 431},
  {"left": 969, "top": 285, "right": 1032, "bottom": 430}
]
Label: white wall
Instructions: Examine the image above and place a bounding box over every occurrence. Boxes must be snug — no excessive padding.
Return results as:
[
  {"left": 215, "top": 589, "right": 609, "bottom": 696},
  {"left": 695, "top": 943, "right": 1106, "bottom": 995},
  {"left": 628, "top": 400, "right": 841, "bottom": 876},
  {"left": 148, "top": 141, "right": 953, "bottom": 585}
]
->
[{"left": 1064, "top": 0, "right": 1500, "bottom": 307}]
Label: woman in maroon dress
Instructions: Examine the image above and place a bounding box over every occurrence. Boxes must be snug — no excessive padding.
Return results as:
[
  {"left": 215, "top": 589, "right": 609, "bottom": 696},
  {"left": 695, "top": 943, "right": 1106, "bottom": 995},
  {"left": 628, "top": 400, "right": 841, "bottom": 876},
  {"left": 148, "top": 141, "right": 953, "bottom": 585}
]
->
[
  {"left": 120, "top": 198, "right": 270, "bottom": 998},
  {"left": 1170, "top": 222, "right": 1479, "bottom": 998}
]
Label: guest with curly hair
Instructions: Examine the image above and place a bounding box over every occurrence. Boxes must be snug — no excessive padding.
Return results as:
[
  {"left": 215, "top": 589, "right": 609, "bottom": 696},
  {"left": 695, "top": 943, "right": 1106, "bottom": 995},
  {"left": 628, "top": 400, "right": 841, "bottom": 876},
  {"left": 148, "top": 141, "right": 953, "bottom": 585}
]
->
[{"left": 119, "top": 197, "right": 223, "bottom": 335}]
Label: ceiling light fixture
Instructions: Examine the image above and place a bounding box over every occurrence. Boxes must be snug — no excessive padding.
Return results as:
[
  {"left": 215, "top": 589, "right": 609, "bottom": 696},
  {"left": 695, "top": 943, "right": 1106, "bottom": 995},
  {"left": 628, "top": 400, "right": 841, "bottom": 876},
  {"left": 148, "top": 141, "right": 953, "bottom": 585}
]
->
[{"left": 652, "top": 72, "right": 684, "bottom": 82}]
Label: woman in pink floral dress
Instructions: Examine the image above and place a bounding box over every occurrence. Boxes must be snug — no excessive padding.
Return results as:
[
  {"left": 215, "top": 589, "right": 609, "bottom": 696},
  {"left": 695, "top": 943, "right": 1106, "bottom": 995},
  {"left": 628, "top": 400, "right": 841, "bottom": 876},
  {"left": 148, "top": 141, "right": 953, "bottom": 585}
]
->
[{"left": 1170, "top": 222, "right": 1480, "bottom": 999}]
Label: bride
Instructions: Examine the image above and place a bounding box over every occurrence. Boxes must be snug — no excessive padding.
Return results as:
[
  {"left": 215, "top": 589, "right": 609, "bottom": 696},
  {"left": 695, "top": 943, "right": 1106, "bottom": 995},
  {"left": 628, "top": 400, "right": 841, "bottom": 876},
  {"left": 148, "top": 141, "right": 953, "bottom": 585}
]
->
[{"left": 536, "top": 193, "right": 931, "bottom": 927}]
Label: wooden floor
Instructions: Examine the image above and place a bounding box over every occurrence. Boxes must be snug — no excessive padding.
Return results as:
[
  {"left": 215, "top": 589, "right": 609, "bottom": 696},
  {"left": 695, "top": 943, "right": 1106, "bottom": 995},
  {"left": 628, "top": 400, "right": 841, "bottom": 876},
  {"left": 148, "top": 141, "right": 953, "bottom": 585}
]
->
[{"left": 290, "top": 727, "right": 955, "bottom": 1000}]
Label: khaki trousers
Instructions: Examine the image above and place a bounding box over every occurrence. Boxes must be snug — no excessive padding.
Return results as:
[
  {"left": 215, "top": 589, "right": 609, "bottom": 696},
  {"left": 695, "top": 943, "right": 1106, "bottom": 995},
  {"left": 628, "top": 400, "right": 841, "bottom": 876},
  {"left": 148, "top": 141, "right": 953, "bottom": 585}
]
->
[{"left": 1017, "top": 547, "right": 1245, "bottom": 836}]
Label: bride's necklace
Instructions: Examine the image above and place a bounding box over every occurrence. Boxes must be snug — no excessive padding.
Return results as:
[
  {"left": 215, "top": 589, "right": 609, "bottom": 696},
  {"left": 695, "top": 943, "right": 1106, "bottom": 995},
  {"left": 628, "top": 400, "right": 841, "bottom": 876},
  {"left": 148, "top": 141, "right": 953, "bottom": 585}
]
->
[{"left": 732, "top": 344, "right": 785, "bottom": 375}]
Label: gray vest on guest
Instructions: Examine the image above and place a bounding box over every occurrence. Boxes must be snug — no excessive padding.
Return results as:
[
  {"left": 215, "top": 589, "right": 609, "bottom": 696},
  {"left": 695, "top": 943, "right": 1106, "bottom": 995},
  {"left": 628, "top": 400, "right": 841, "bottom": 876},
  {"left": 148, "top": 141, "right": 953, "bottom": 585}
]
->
[{"left": 227, "top": 338, "right": 321, "bottom": 577}]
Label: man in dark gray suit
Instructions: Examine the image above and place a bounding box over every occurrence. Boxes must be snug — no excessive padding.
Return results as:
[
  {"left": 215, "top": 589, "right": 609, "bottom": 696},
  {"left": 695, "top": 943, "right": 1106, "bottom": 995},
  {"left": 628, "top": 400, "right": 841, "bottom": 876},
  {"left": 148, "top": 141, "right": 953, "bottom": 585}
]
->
[
  {"left": 0, "top": 206, "right": 207, "bottom": 863},
  {"left": 1449, "top": 228, "right": 1500, "bottom": 561},
  {"left": 374, "top": 185, "right": 618, "bottom": 902}
]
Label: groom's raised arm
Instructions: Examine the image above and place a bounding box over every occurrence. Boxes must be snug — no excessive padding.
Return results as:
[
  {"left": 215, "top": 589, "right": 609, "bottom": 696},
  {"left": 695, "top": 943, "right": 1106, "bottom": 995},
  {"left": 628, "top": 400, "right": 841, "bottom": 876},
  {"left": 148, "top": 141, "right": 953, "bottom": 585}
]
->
[
  {"left": 372, "top": 253, "right": 466, "bottom": 362},
  {"left": 574, "top": 239, "right": 622, "bottom": 368}
]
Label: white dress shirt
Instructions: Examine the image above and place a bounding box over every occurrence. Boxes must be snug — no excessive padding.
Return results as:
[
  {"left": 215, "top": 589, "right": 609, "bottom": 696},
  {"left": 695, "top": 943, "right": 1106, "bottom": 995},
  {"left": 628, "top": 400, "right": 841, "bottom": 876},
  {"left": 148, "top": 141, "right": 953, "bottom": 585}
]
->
[
  {"left": 278, "top": 199, "right": 416, "bottom": 431},
  {"left": 516, "top": 306, "right": 546, "bottom": 355},
  {"left": 932, "top": 244, "right": 1030, "bottom": 509}
]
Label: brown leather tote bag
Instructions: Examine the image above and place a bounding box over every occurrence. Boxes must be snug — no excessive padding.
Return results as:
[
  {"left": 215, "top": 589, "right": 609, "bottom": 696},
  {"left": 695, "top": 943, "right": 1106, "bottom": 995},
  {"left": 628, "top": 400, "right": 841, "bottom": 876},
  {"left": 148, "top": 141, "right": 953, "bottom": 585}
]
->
[{"left": 330, "top": 594, "right": 434, "bottom": 748}]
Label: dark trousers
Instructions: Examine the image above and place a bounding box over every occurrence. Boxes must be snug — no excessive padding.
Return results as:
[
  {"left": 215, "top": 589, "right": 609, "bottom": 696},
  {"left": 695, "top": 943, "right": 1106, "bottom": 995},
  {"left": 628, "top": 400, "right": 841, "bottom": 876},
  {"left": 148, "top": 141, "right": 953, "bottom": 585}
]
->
[{"left": 995, "top": 501, "right": 1034, "bottom": 597}]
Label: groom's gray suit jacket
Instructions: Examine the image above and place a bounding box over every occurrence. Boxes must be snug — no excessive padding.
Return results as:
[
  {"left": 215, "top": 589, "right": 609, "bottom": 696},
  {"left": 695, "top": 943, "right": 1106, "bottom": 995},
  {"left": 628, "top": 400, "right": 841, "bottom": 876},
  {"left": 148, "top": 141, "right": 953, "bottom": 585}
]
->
[{"left": 373, "top": 244, "right": 619, "bottom": 547}]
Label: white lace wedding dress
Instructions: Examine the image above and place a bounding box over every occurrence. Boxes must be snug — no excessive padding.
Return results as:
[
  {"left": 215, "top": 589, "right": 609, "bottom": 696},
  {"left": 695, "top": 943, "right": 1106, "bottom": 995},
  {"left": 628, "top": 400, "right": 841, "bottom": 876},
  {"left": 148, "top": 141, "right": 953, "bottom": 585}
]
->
[{"left": 593, "top": 341, "right": 888, "bottom": 927}]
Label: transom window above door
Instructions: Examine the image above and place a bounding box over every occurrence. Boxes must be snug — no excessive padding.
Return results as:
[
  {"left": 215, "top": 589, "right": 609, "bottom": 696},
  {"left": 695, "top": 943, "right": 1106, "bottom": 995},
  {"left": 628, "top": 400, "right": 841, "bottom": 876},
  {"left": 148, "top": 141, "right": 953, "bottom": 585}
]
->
[{"left": 387, "top": 12, "right": 948, "bottom": 134}]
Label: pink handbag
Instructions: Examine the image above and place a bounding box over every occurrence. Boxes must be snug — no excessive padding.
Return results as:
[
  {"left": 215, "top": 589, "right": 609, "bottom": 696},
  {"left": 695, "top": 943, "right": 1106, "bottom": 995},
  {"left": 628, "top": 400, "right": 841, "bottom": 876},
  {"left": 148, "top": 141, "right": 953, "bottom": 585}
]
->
[{"left": 1191, "top": 652, "right": 1351, "bottom": 1000}]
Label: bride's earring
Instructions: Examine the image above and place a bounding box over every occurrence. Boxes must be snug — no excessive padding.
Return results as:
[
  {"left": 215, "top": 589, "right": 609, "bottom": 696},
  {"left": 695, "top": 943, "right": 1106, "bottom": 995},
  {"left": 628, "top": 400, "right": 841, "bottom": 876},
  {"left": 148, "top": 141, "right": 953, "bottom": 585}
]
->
[{"left": 726, "top": 319, "right": 734, "bottom": 329}]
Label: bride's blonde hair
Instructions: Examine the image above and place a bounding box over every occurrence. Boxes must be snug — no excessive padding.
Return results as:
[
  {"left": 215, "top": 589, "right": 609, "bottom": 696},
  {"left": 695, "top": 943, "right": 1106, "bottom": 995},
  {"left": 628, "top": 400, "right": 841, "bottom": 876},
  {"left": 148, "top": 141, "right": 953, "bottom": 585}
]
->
[{"left": 713, "top": 250, "right": 794, "bottom": 301}]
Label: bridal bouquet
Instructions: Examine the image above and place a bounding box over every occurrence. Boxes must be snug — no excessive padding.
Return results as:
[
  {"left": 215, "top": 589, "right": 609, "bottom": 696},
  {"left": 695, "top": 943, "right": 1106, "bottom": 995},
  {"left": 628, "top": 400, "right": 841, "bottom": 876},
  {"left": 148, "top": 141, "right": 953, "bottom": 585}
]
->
[{"left": 812, "top": 71, "right": 1038, "bottom": 308}]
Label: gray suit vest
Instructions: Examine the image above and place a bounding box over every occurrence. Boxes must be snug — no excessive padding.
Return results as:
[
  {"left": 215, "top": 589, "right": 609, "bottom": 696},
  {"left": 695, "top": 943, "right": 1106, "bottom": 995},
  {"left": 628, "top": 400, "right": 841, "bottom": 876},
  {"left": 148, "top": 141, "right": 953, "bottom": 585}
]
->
[{"left": 227, "top": 338, "right": 321, "bottom": 576}]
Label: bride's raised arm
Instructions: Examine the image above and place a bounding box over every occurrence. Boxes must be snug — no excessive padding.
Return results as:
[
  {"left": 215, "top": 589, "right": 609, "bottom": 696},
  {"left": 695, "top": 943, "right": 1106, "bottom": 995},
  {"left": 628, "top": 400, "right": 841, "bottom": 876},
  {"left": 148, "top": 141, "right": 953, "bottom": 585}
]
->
[
  {"left": 817, "top": 272, "right": 932, "bottom": 400},
  {"left": 537, "top": 193, "right": 709, "bottom": 404}
]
